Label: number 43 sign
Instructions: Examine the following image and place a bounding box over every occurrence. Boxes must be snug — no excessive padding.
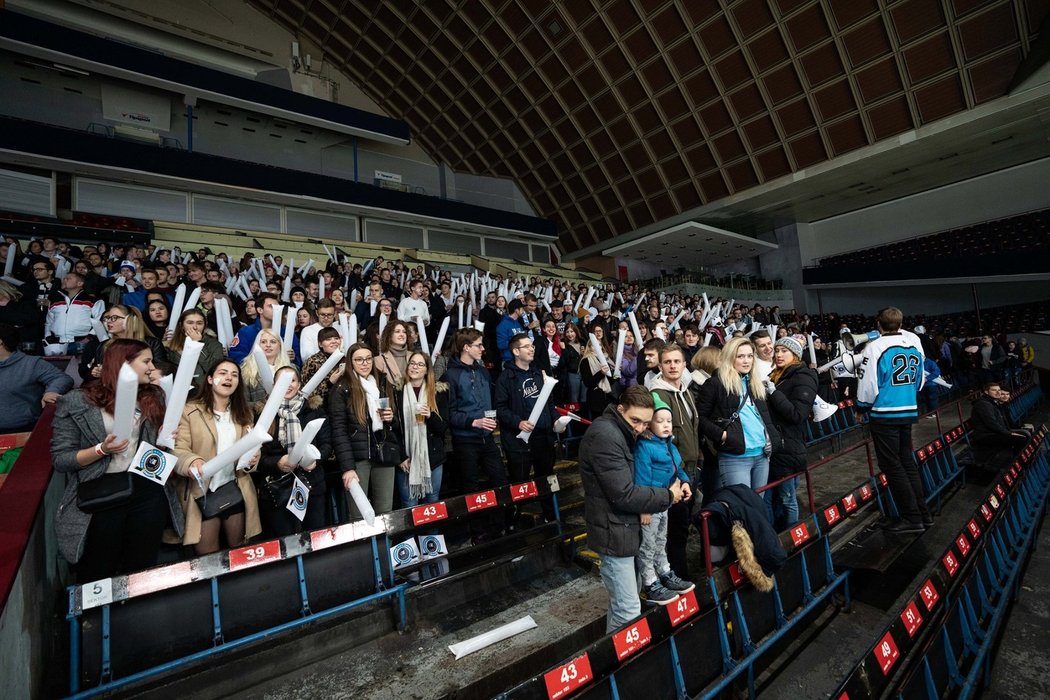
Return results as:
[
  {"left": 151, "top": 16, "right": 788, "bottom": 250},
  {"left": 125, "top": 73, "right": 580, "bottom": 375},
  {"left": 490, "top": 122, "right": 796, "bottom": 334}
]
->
[{"left": 544, "top": 653, "right": 593, "bottom": 700}]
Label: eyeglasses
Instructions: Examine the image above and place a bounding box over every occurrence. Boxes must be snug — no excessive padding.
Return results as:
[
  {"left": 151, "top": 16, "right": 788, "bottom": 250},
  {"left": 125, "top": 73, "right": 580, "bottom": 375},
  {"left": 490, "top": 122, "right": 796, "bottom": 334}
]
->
[
  {"left": 318, "top": 312, "right": 336, "bottom": 318},
  {"left": 469, "top": 341, "right": 484, "bottom": 348},
  {"left": 352, "top": 356, "right": 373, "bottom": 364},
  {"left": 407, "top": 361, "right": 428, "bottom": 369},
  {"left": 102, "top": 315, "right": 127, "bottom": 322},
  {"left": 32, "top": 267, "right": 48, "bottom": 272}
]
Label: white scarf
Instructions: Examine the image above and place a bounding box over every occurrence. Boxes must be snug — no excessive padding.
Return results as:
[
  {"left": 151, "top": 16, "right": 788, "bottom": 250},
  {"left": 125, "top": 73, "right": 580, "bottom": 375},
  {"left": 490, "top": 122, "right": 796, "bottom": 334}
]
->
[
  {"left": 586, "top": 353, "right": 612, "bottom": 395},
  {"left": 358, "top": 373, "right": 383, "bottom": 431},
  {"left": 401, "top": 382, "right": 433, "bottom": 498}
]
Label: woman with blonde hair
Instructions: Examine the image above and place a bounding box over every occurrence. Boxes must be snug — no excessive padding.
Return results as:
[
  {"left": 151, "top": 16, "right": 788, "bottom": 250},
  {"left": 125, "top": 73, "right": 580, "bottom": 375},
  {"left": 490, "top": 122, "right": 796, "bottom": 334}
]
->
[
  {"left": 392, "top": 351, "right": 448, "bottom": 507},
  {"left": 239, "top": 328, "right": 292, "bottom": 403},
  {"left": 81, "top": 304, "right": 170, "bottom": 380},
  {"left": 695, "top": 337, "right": 780, "bottom": 490}
]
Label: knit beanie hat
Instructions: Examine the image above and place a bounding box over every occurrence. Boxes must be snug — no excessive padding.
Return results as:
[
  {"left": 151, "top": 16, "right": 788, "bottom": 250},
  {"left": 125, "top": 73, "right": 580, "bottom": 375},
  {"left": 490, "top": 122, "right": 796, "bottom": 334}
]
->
[
  {"left": 651, "top": 392, "right": 672, "bottom": 416},
  {"left": 775, "top": 335, "right": 804, "bottom": 360}
]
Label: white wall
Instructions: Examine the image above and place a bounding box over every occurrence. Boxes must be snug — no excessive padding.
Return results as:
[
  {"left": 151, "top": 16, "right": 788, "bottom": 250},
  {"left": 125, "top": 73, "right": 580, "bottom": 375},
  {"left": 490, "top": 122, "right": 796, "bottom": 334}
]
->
[
  {"left": 798, "top": 158, "right": 1050, "bottom": 265},
  {"left": 616, "top": 257, "right": 664, "bottom": 282}
]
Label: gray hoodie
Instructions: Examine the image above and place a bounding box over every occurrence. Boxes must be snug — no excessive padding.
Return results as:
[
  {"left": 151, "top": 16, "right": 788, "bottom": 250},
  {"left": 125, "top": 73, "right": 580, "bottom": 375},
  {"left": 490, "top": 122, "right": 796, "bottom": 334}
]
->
[{"left": 0, "top": 351, "right": 74, "bottom": 431}]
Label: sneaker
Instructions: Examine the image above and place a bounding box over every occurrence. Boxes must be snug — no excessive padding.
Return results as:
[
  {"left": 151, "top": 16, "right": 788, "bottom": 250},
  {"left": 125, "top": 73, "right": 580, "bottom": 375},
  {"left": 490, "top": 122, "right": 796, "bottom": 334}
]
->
[
  {"left": 922, "top": 514, "right": 935, "bottom": 528},
  {"left": 883, "top": 519, "right": 925, "bottom": 535},
  {"left": 659, "top": 572, "right": 696, "bottom": 593},
  {"left": 644, "top": 582, "right": 680, "bottom": 606}
]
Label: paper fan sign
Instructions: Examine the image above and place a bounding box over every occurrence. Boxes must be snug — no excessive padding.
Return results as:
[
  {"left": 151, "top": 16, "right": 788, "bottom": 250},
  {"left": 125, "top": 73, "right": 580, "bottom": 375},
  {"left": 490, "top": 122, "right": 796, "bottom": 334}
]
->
[{"left": 286, "top": 474, "right": 310, "bottom": 521}]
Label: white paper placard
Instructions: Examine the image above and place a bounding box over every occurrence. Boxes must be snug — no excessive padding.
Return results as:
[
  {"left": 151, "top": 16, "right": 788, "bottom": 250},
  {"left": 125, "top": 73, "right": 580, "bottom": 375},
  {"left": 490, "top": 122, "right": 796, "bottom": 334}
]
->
[{"left": 128, "top": 441, "right": 178, "bottom": 486}]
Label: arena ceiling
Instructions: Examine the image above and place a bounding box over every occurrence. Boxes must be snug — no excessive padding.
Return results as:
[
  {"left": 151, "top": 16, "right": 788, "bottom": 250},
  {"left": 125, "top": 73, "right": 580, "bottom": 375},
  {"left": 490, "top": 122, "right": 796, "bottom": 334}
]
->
[{"left": 247, "top": 0, "right": 1050, "bottom": 256}]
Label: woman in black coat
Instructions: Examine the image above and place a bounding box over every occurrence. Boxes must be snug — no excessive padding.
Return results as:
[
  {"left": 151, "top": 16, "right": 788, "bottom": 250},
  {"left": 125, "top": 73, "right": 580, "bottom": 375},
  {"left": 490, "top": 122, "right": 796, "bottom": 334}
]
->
[
  {"left": 326, "top": 342, "right": 404, "bottom": 518},
  {"left": 763, "top": 337, "right": 818, "bottom": 530},
  {"left": 255, "top": 366, "right": 331, "bottom": 535}
]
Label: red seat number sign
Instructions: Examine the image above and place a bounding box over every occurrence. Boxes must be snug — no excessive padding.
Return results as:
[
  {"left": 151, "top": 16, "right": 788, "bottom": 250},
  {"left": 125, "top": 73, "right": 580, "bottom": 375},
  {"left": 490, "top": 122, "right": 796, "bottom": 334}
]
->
[
  {"left": 967, "top": 519, "right": 981, "bottom": 540},
  {"left": 956, "top": 533, "right": 970, "bottom": 558},
  {"left": 919, "top": 579, "right": 939, "bottom": 612},
  {"left": 728, "top": 562, "right": 745, "bottom": 587},
  {"left": 412, "top": 501, "right": 448, "bottom": 526},
  {"left": 544, "top": 653, "right": 593, "bottom": 700},
  {"left": 874, "top": 631, "right": 901, "bottom": 675},
  {"left": 843, "top": 493, "right": 859, "bottom": 511},
  {"left": 791, "top": 522, "right": 811, "bottom": 547},
  {"left": 668, "top": 589, "right": 700, "bottom": 626},
  {"left": 824, "top": 504, "right": 841, "bottom": 526},
  {"left": 900, "top": 601, "right": 924, "bottom": 638},
  {"left": 943, "top": 550, "right": 959, "bottom": 577},
  {"left": 980, "top": 504, "right": 993, "bottom": 522},
  {"left": 466, "top": 490, "right": 497, "bottom": 512},
  {"left": 229, "top": 540, "right": 280, "bottom": 571},
  {"left": 612, "top": 618, "right": 652, "bottom": 661},
  {"left": 511, "top": 481, "right": 539, "bottom": 501},
  {"left": 859, "top": 485, "right": 874, "bottom": 501}
]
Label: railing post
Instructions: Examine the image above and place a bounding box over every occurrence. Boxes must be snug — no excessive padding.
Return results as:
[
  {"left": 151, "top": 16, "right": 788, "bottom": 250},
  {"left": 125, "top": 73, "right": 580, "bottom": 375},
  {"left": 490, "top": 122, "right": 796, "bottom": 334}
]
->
[
  {"left": 804, "top": 468, "right": 816, "bottom": 514},
  {"left": 701, "top": 511, "right": 713, "bottom": 578}
]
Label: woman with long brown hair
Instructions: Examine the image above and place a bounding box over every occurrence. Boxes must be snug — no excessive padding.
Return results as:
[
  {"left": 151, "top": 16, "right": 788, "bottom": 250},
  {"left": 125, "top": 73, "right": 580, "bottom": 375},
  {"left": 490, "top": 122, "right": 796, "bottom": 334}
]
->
[
  {"left": 51, "top": 338, "right": 183, "bottom": 581},
  {"left": 373, "top": 319, "right": 411, "bottom": 390},
  {"left": 173, "top": 358, "right": 262, "bottom": 555},
  {"left": 166, "top": 308, "right": 225, "bottom": 391},
  {"left": 326, "top": 342, "right": 404, "bottom": 517}
]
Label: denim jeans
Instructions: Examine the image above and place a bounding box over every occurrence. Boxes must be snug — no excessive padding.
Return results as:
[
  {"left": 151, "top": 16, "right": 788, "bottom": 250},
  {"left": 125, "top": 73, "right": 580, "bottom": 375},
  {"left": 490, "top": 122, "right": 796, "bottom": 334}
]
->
[
  {"left": 764, "top": 476, "right": 799, "bottom": 531},
  {"left": 600, "top": 553, "right": 641, "bottom": 633},
  {"left": 719, "top": 454, "right": 769, "bottom": 489},
  {"left": 395, "top": 464, "right": 444, "bottom": 508},
  {"left": 636, "top": 512, "right": 670, "bottom": 587},
  {"left": 566, "top": 372, "right": 585, "bottom": 404}
]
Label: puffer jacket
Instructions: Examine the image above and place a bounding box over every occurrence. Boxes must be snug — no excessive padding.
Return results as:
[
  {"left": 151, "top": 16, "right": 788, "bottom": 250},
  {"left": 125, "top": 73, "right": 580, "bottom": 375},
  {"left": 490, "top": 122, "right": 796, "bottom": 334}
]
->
[
  {"left": 326, "top": 377, "right": 403, "bottom": 470},
  {"left": 695, "top": 374, "right": 781, "bottom": 456},
  {"left": 442, "top": 356, "right": 495, "bottom": 443},
  {"left": 650, "top": 372, "right": 700, "bottom": 467},
  {"left": 578, "top": 405, "right": 674, "bottom": 557},
  {"left": 766, "top": 363, "right": 818, "bottom": 457}
]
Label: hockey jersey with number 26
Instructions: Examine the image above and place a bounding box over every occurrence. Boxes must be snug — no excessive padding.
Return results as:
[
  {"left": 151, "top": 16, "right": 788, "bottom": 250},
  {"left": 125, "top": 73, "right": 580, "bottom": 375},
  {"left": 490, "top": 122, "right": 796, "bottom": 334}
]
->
[{"left": 853, "top": 331, "right": 926, "bottom": 422}]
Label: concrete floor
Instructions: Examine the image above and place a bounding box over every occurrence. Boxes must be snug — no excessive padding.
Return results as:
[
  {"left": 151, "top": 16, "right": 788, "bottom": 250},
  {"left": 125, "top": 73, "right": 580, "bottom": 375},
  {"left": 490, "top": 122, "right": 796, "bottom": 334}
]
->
[
  {"left": 216, "top": 398, "right": 1050, "bottom": 700},
  {"left": 984, "top": 508, "right": 1050, "bottom": 698}
]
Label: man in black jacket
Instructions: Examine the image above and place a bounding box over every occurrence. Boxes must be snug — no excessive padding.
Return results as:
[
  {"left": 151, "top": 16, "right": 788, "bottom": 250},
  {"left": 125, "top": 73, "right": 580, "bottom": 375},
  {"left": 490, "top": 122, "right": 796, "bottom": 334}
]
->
[
  {"left": 495, "top": 333, "right": 561, "bottom": 522},
  {"left": 971, "top": 383, "right": 1029, "bottom": 456},
  {"left": 579, "top": 385, "right": 685, "bottom": 632}
]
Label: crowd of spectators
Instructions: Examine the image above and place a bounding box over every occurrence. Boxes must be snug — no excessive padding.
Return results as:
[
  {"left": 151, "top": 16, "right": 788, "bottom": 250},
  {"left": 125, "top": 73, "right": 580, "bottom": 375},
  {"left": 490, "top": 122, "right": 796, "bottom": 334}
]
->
[{"left": 0, "top": 232, "right": 1042, "bottom": 591}]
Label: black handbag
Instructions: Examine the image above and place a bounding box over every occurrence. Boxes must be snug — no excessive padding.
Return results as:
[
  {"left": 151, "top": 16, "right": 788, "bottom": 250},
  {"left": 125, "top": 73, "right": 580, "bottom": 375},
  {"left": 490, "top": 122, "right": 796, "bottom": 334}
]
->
[
  {"left": 372, "top": 428, "right": 401, "bottom": 466},
  {"left": 194, "top": 480, "right": 244, "bottom": 519},
  {"left": 263, "top": 469, "right": 312, "bottom": 509},
  {"left": 77, "top": 472, "right": 134, "bottom": 513}
]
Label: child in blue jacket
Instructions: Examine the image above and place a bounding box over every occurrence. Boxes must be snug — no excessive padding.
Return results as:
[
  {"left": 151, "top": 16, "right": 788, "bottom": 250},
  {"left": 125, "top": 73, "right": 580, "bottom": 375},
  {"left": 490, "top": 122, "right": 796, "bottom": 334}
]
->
[{"left": 634, "top": 393, "right": 695, "bottom": 604}]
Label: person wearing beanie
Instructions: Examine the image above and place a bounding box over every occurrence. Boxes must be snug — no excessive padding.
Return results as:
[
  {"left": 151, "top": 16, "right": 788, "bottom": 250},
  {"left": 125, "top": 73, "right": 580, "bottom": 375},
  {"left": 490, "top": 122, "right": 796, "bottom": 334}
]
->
[
  {"left": 632, "top": 392, "right": 695, "bottom": 605},
  {"left": 763, "top": 335, "right": 818, "bottom": 530}
]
